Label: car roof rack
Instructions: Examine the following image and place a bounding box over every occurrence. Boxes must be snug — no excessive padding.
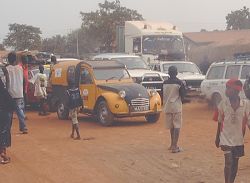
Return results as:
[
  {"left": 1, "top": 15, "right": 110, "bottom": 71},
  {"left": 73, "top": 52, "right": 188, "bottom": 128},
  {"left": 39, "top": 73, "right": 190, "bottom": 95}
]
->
[{"left": 233, "top": 52, "right": 250, "bottom": 61}]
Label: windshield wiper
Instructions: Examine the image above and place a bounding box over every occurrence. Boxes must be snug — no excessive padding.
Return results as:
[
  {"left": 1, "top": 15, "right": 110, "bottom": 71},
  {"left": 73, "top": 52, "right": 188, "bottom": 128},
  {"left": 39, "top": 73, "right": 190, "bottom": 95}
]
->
[{"left": 106, "top": 76, "right": 117, "bottom": 82}]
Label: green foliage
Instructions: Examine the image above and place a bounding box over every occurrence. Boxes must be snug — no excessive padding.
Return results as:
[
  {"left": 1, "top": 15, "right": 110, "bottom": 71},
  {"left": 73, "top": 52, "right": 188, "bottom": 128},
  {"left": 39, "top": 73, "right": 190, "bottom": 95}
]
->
[
  {"left": 226, "top": 6, "right": 250, "bottom": 30},
  {"left": 42, "top": 35, "right": 67, "bottom": 55},
  {"left": 3, "top": 23, "right": 42, "bottom": 51},
  {"left": 80, "top": 0, "right": 143, "bottom": 52}
]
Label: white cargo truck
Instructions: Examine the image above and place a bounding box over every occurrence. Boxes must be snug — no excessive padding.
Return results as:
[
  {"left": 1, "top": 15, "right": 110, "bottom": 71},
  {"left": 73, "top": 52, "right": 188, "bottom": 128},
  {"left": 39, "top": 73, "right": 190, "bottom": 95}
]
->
[{"left": 116, "top": 21, "right": 186, "bottom": 65}]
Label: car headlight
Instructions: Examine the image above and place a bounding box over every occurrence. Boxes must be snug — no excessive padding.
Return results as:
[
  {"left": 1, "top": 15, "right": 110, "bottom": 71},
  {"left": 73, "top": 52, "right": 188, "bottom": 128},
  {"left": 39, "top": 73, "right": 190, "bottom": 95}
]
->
[
  {"left": 119, "top": 90, "right": 126, "bottom": 98},
  {"left": 132, "top": 77, "right": 142, "bottom": 83},
  {"left": 162, "top": 76, "right": 169, "bottom": 81},
  {"left": 149, "top": 89, "right": 157, "bottom": 97}
]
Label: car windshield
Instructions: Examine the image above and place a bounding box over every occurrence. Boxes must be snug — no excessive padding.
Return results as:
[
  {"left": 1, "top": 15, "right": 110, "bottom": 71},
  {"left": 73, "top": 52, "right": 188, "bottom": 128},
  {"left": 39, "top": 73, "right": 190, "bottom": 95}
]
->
[
  {"left": 111, "top": 57, "right": 149, "bottom": 69},
  {"left": 142, "top": 35, "right": 185, "bottom": 60},
  {"left": 162, "top": 63, "right": 201, "bottom": 74},
  {"left": 93, "top": 68, "right": 130, "bottom": 80}
]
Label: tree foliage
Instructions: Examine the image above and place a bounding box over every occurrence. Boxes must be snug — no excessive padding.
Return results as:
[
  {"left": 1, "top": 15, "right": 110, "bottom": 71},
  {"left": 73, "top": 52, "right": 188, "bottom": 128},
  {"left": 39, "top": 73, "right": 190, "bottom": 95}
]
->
[
  {"left": 42, "top": 35, "right": 67, "bottom": 55},
  {"left": 226, "top": 6, "right": 250, "bottom": 30},
  {"left": 3, "top": 23, "right": 42, "bottom": 50},
  {"left": 80, "top": 0, "right": 143, "bottom": 52}
]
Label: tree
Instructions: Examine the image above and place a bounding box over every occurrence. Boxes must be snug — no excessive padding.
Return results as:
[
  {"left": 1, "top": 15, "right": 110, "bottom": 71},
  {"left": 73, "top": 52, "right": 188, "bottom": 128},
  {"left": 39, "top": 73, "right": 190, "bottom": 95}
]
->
[
  {"left": 226, "top": 6, "right": 250, "bottom": 30},
  {"left": 80, "top": 0, "right": 143, "bottom": 52},
  {"left": 42, "top": 35, "right": 67, "bottom": 55},
  {"left": 3, "top": 23, "right": 42, "bottom": 50}
]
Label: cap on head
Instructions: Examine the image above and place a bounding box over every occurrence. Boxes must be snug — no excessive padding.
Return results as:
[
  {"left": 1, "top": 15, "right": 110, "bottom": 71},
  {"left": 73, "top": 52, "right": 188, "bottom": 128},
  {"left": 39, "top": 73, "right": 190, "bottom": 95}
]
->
[
  {"left": 168, "top": 65, "right": 177, "bottom": 76},
  {"left": 226, "top": 79, "right": 243, "bottom": 91}
]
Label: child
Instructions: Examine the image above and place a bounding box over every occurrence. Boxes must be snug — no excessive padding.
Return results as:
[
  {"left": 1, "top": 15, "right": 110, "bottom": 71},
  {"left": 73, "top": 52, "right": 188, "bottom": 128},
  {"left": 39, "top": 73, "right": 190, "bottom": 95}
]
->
[
  {"left": 34, "top": 65, "right": 48, "bottom": 115},
  {"left": 214, "top": 79, "right": 250, "bottom": 183},
  {"left": 66, "top": 80, "right": 83, "bottom": 140}
]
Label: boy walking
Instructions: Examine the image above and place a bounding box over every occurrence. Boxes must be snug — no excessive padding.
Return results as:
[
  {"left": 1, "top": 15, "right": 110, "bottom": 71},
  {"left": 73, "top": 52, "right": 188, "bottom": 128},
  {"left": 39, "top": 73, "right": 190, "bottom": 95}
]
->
[
  {"left": 163, "top": 66, "right": 186, "bottom": 153},
  {"left": 66, "top": 80, "right": 83, "bottom": 140},
  {"left": 214, "top": 79, "right": 250, "bottom": 183}
]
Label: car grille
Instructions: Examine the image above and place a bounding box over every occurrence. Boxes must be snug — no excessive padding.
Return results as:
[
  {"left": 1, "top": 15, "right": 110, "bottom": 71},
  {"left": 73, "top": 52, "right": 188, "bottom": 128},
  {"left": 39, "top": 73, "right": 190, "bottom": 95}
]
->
[
  {"left": 142, "top": 76, "right": 163, "bottom": 82},
  {"left": 131, "top": 98, "right": 150, "bottom": 112}
]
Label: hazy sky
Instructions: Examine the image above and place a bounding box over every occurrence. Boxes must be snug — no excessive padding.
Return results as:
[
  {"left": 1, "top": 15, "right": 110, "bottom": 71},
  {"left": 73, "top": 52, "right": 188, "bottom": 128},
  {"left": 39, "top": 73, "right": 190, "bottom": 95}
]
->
[{"left": 1, "top": 0, "right": 250, "bottom": 42}]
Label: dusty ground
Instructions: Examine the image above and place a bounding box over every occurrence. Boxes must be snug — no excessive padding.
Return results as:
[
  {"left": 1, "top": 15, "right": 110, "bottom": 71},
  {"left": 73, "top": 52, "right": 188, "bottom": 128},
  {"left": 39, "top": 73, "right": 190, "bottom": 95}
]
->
[{"left": 1, "top": 101, "right": 250, "bottom": 183}]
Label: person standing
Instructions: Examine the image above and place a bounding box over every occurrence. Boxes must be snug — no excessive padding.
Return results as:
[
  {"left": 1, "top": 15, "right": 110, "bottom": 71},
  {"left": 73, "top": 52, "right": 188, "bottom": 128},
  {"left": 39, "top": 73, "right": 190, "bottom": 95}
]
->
[
  {"left": 66, "top": 80, "right": 83, "bottom": 140},
  {"left": 20, "top": 55, "right": 29, "bottom": 105},
  {"left": 163, "top": 66, "right": 186, "bottom": 153},
  {"left": 214, "top": 79, "right": 250, "bottom": 183},
  {"left": 34, "top": 65, "right": 48, "bottom": 116},
  {"left": 3, "top": 52, "right": 28, "bottom": 134},
  {"left": 0, "top": 78, "right": 15, "bottom": 164}
]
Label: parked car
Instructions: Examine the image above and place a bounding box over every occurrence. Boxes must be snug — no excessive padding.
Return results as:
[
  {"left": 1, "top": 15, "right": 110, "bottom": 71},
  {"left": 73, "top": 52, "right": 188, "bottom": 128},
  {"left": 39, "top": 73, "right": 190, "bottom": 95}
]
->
[
  {"left": 201, "top": 60, "right": 250, "bottom": 107},
  {"left": 26, "top": 65, "right": 51, "bottom": 106},
  {"left": 49, "top": 59, "right": 162, "bottom": 126},
  {"left": 152, "top": 61, "right": 205, "bottom": 97},
  {"left": 92, "top": 53, "right": 168, "bottom": 97}
]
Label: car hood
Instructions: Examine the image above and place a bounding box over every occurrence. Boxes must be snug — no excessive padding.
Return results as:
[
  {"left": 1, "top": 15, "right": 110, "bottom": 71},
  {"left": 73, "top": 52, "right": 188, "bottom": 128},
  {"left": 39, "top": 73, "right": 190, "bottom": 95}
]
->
[
  {"left": 128, "top": 69, "right": 168, "bottom": 78},
  {"left": 97, "top": 83, "right": 149, "bottom": 103},
  {"left": 177, "top": 73, "right": 205, "bottom": 81}
]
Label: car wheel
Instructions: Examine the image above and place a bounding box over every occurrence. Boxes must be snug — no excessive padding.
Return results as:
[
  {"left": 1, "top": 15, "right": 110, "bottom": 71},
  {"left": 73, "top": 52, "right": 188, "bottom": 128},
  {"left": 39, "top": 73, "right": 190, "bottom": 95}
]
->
[
  {"left": 211, "top": 93, "right": 222, "bottom": 108},
  {"left": 97, "top": 101, "right": 114, "bottom": 126},
  {"left": 57, "top": 101, "right": 69, "bottom": 120},
  {"left": 145, "top": 113, "right": 160, "bottom": 123}
]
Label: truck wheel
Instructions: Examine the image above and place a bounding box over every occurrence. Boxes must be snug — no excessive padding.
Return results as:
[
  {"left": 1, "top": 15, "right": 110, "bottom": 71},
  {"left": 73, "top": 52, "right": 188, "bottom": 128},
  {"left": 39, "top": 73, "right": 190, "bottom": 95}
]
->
[
  {"left": 97, "top": 101, "right": 114, "bottom": 126},
  {"left": 145, "top": 113, "right": 160, "bottom": 123},
  {"left": 57, "top": 101, "right": 69, "bottom": 120},
  {"left": 211, "top": 93, "right": 222, "bottom": 109}
]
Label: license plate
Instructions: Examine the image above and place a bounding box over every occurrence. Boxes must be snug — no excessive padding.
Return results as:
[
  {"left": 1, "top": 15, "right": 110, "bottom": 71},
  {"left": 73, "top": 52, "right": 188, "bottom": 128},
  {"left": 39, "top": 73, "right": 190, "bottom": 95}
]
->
[{"left": 133, "top": 106, "right": 149, "bottom": 112}]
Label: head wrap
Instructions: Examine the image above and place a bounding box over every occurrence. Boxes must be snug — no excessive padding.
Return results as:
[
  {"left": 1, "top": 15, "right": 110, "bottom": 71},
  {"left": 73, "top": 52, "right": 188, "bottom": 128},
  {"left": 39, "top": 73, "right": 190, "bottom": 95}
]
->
[{"left": 226, "top": 79, "right": 243, "bottom": 91}]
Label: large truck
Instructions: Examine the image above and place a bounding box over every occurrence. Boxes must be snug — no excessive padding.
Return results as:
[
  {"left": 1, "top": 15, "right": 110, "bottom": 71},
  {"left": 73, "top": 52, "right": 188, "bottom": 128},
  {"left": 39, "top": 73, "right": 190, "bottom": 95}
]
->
[{"left": 116, "top": 21, "right": 186, "bottom": 65}]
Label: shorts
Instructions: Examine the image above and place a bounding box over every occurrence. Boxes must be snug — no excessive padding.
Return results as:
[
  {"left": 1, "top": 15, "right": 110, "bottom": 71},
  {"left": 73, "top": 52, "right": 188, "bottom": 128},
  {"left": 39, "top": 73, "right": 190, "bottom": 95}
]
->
[
  {"left": 69, "top": 108, "right": 78, "bottom": 125},
  {"left": 164, "top": 112, "right": 182, "bottom": 129},
  {"left": 221, "top": 145, "right": 244, "bottom": 158}
]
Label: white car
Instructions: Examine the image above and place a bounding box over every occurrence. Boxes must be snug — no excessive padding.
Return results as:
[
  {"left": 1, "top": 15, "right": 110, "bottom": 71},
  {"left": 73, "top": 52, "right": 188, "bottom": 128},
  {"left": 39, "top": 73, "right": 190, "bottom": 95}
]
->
[
  {"left": 152, "top": 61, "right": 205, "bottom": 97},
  {"left": 201, "top": 60, "right": 250, "bottom": 106},
  {"left": 92, "top": 53, "right": 168, "bottom": 93}
]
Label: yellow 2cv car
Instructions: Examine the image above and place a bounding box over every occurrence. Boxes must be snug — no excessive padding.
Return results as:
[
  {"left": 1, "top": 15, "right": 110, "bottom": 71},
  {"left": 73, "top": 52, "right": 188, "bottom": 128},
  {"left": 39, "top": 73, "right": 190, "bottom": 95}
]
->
[{"left": 49, "top": 59, "right": 162, "bottom": 126}]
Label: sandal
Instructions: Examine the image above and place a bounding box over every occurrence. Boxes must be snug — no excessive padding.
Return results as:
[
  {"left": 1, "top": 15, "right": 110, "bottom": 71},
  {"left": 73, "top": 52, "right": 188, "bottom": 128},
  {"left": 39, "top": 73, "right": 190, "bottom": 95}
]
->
[
  {"left": 1, "top": 156, "right": 10, "bottom": 164},
  {"left": 171, "top": 147, "right": 183, "bottom": 153}
]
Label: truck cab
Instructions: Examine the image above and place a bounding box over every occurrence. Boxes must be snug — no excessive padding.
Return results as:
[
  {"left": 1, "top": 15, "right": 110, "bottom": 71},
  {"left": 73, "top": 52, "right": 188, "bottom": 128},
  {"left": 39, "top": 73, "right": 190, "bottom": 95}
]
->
[{"left": 116, "top": 21, "right": 186, "bottom": 65}]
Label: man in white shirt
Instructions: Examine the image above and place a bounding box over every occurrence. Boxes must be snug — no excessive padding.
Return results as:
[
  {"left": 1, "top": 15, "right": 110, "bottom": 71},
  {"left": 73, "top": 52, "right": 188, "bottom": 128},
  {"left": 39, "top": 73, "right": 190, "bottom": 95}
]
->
[
  {"left": 214, "top": 79, "right": 250, "bottom": 183},
  {"left": 3, "top": 52, "right": 28, "bottom": 134}
]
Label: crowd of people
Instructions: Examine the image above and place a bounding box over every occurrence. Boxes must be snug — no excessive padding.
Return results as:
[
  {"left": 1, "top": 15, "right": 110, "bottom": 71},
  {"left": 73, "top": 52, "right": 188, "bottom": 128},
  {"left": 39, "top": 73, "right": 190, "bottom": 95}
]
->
[
  {"left": 1, "top": 51, "right": 250, "bottom": 183},
  {"left": 0, "top": 52, "right": 83, "bottom": 165}
]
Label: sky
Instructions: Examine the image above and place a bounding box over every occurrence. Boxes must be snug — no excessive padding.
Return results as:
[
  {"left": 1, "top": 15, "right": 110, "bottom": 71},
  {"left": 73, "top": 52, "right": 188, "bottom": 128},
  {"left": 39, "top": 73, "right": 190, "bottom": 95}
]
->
[{"left": 1, "top": 0, "right": 250, "bottom": 42}]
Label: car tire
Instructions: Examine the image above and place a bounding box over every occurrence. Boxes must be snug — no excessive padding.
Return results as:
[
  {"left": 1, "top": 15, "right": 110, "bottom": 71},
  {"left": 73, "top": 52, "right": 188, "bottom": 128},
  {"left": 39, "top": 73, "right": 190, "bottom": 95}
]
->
[
  {"left": 96, "top": 101, "right": 114, "bottom": 126},
  {"left": 57, "top": 101, "right": 69, "bottom": 120},
  {"left": 145, "top": 113, "right": 160, "bottom": 123},
  {"left": 211, "top": 93, "right": 222, "bottom": 109}
]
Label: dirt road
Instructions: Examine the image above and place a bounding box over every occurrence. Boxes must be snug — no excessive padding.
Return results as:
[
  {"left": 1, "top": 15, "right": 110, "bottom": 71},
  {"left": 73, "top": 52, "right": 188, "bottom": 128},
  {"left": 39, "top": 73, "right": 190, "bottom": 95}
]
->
[{"left": 1, "top": 102, "right": 249, "bottom": 183}]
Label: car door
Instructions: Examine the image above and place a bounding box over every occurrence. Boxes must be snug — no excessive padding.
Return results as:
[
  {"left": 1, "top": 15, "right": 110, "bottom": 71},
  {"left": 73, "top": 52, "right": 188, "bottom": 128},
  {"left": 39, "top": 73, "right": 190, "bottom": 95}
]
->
[
  {"left": 203, "top": 65, "right": 226, "bottom": 100},
  {"left": 79, "top": 67, "right": 96, "bottom": 110}
]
